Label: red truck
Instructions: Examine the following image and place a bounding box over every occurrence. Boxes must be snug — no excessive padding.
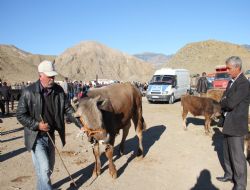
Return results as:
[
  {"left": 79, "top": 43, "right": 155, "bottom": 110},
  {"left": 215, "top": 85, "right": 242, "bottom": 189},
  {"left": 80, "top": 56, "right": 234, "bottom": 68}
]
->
[{"left": 212, "top": 65, "right": 231, "bottom": 89}]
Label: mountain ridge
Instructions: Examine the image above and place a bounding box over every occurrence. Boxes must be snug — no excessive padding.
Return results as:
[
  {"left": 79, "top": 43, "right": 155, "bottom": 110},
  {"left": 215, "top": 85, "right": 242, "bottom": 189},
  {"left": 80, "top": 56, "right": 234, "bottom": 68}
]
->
[
  {"left": 1, "top": 40, "right": 249, "bottom": 84},
  {"left": 162, "top": 40, "right": 250, "bottom": 74}
]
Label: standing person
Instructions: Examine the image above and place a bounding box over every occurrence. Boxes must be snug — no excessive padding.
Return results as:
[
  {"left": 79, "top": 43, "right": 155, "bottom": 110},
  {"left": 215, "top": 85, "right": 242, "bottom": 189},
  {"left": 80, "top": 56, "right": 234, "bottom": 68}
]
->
[
  {"left": 0, "top": 82, "right": 5, "bottom": 116},
  {"left": 216, "top": 56, "right": 250, "bottom": 190},
  {"left": 16, "top": 60, "right": 82, "bottom": 190},
  {"left": 196, "top": 72, "right": 209, "bottom": 97},
  {"left": 61, "top": 77, "right": 69, "bottom": 98},
  {"left": 0, "top": 82, "right": 11, "bottom": 116}
]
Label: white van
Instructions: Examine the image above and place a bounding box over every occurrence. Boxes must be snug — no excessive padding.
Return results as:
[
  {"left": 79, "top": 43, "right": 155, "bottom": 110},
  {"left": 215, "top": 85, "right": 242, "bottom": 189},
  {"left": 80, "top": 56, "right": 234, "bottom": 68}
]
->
[{"left": 146, "top": 68, "right": 190, "bottom": 103}]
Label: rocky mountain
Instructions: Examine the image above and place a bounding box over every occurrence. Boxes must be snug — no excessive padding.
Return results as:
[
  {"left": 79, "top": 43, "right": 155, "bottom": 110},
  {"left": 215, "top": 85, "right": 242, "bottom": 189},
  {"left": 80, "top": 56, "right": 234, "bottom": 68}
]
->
[
  {"left": 242, "top": 44, "right": 250, "bottom": 51},
  {"left": 0, "top": 45, "right": 57, "bottom": 83},
  {"left": 1, "top": 40, "right": 250, "bottom": 84},
  {"left": 55, "top": 41, "right": 155, "bottom": 82},
  {"left": 162, "top": 40, "right": 250, "bottom": 74},
  {"left": 133, "top": 52, "right": 173, "bottom": 68}
]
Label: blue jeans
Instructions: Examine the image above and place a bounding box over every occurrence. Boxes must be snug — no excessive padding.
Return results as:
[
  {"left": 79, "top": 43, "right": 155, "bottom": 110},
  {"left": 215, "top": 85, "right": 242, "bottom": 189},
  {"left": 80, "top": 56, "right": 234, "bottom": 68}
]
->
[{"left": 32, "top": 134, "right": 55, "bottom": 190}]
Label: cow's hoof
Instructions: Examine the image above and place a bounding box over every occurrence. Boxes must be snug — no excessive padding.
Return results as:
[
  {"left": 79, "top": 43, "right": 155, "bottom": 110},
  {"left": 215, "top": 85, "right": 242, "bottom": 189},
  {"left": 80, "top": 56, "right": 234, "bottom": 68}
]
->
[
  {"left": 119, "top": 149, "right": 125, "bottom": 156},
  {"left": 92, "top": 171, "right": 101, "bottom": 178},
  {"left": 205, "top": 132, "right": 209, "bottom": 136},
  {"left": 136, "top": 149, "right": 143, "bottom": 157},
  {"left": 111, "top": 172, "right": 117, "bottom": 179},
  {"left": 136, "top": 155, "right": 143, "bottom": 161},
  {"left": 109, "top": 170, "right": 117, "bottom": 179}
]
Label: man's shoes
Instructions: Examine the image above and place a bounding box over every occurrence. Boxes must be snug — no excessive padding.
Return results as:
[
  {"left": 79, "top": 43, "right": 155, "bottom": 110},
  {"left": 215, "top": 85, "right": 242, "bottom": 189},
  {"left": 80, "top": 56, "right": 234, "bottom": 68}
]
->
[
  {"left": 232, "top": 185, "right": 246, "bottom": 190},
  {"left": 216, "top": 176, "right": 232, "bottom": 182}
]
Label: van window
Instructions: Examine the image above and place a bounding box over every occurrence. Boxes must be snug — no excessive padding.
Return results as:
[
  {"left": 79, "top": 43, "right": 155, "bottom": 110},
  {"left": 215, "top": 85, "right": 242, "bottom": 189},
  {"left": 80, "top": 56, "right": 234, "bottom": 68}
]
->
[{"left": 150, "top": 75, "right": 176, "bottom": 85}]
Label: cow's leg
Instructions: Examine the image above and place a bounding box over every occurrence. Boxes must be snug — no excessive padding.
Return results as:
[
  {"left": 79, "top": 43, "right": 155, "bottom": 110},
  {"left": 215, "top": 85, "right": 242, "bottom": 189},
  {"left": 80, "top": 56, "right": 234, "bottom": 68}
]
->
[
  {"left": 92, "top": 143, "right": 101, "bottom": 177},
  {"left": 182, "top": 109, "right": 188, "bottom": 130},
  {"left": 132, "top": 113, "right": 144, "bottom": 158},
  {"left": 204, "top": 116, "right": 211, "bottom": 135},
  {"left": 207, "top": 119, "right": 212, "bottom": 133},
  {"left": 119, "top": 122, "right": 131, "bottom": 156},
  {"left": 136, "top": 124, "right": 143, "bottom": 158},
  {"left": 105, "top": 144, "right": 117, "bottom": 178}
]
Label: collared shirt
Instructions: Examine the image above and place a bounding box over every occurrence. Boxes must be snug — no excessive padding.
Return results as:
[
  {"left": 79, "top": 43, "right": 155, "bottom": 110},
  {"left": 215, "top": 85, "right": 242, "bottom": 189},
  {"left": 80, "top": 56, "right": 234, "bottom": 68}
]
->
[
  {"left": 39, "top": 82, "right": 55, "bottom": 136},
  {"left": 40, "top": 83, "right": 52, "bottom": 96},
  {"left": 229, "top": 72, "right": 242, "bottom": 88}
]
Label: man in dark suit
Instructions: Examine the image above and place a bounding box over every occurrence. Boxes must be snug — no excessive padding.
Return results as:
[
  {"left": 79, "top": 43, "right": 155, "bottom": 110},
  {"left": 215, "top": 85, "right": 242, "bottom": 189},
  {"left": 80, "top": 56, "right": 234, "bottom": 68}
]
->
[{"left": 217, "top": 56, "right": 250, "bottom": 190}]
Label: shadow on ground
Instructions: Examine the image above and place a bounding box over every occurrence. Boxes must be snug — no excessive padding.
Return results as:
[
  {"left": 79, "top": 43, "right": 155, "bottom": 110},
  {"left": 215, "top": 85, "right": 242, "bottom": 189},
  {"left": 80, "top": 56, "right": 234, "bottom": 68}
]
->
[
  {"left": 1, "top": 126, "right": 24, "bottom": 135},
  {"left": 186, "top": 117, "right": 219, "bottom": 128},
  {"left": 0, "top": 147, "right": 26, "bottom": 162},
  {"left": 211, "top": 127, "right": 224, "bottom": 169},
  {"left": 54, "top": 125, "right": 166, "bottom": 189},
  {"left": 190, "top": 169, "right": 219, "bottom": 190}
]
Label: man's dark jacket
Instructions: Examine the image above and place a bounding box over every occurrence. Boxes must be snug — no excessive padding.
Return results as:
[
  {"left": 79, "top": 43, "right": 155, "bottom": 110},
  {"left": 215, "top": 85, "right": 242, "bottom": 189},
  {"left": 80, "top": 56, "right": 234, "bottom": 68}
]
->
[
  {"left": 221, "top": 73, "right": 250, "bottom": 136},
  {"left": 16, "top": 80, "right": 81, "bottom": 151},
  {"left": 0, "top": 85, "right": 11, "bottom": 100},
  {"left": 196, "top": 77, "right": 208, "bottom": 93}
]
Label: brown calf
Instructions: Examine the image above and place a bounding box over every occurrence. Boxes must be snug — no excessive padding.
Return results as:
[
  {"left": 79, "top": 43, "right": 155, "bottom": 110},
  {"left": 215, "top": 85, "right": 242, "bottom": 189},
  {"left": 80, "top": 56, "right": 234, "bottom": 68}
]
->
[{"left": 181, "top": 95, "right": 221, "bottom": 134}]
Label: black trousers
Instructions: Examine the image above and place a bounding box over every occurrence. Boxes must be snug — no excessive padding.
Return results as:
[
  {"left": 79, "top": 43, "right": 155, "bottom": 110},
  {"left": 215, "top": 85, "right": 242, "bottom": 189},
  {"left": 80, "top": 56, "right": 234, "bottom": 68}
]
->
[
  {"left": 223, "top": 135, "right": 247, "bottom": 189},
  {"left": 0, "top": 100, "right": 5, "bottom": 114},
  {"left": 4, "top": 100, "right": 9, "bottom": 114}
]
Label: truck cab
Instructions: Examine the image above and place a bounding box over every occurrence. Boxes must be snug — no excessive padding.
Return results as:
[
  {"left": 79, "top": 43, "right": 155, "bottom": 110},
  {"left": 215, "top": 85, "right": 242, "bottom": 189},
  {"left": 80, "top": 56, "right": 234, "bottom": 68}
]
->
[{"left": 212, "top": 65, "right": 231, "bottom": 89}]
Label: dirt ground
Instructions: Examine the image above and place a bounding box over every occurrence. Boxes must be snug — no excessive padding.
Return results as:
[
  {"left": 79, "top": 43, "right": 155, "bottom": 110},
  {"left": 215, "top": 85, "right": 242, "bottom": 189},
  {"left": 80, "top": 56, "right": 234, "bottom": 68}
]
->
[{"left": 1, "top": 97, "right": 250, "bottom": 190}]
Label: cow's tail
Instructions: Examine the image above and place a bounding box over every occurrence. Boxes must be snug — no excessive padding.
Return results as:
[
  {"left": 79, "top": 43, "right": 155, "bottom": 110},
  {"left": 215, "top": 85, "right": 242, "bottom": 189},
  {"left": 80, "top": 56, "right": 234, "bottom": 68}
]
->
[{"left": 142, "top": 116, "right": 146, "bottom": 131}]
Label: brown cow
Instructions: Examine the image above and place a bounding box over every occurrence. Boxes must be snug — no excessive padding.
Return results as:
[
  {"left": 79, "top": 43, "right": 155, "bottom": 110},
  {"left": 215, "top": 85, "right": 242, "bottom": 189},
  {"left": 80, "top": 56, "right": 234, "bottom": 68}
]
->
[
  {"left": 74, "top": 82, "right": 146, "bottom": 178},
  {"left": 181, "top": 95, "right": 221, "bottom": 134}
]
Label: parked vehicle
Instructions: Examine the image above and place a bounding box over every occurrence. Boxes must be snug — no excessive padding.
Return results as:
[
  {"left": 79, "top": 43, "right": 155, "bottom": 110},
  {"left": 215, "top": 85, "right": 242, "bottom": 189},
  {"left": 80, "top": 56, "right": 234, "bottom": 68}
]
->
[
  {"left": 212, "top": 65, "right": 231, "bottom": 89},
  {"left": 206, "top": 73, "right": 215, "bottom": 89},
  {"left": 245, "top": 69, "right": 250, "bottom": 80},
  {"left": 146, "top": 68, "right": 190, "bottom": 104}
]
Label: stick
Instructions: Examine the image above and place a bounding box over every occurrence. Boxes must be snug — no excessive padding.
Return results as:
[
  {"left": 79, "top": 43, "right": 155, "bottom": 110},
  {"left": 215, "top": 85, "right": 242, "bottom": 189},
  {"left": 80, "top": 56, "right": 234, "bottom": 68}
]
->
[{"left": 40, "top": 115, "right": 77, "bottom": 188}]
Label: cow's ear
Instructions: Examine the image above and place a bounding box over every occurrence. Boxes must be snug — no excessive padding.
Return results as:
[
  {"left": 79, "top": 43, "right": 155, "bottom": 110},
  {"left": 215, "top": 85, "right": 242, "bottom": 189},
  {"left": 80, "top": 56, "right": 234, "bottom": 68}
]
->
[{"left": 97, "top": 99, "right": 114, "bottom": 112}]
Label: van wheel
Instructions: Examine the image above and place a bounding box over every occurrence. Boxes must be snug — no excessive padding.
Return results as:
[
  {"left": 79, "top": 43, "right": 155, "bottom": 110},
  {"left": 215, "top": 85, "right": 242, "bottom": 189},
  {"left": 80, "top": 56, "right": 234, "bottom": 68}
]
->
[{"left": 169, "top": 95, "right": 175, "bottom": 104}]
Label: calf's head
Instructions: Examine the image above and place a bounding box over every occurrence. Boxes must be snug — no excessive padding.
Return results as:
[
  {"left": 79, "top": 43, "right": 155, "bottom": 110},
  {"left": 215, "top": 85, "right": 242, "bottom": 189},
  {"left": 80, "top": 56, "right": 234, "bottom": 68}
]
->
[{"left": 74, "top": 96, "right": 113, "bottom": 143}]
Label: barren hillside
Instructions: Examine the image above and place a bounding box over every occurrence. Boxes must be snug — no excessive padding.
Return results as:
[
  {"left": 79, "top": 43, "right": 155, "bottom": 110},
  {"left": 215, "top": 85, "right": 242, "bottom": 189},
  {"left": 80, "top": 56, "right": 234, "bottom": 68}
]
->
[
  {"left": 1, "top": 40, "right": 250, "bottom": 84},
  {"left": 0, "top": 45, "right": 57, "bottom": 83},
  {"left": 162, "top": 40, "right": 250, "bottom": 74},
  {"left": 55, "top": 41, "right": 155, "bottom": 82}
]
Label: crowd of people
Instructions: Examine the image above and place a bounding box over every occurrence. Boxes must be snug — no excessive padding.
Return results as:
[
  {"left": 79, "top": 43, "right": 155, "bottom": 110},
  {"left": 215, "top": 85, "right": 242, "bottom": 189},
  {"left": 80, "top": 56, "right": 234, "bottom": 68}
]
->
[{"left": 0, "top": 77, "right": 148, "bottom": 118}]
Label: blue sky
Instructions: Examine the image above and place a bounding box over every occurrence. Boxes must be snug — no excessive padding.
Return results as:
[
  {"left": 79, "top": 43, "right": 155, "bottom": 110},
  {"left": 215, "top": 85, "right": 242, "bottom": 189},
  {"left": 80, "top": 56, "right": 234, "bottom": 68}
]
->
[{"left": 0, "top": 0, "right": 249, "bottom": 55}]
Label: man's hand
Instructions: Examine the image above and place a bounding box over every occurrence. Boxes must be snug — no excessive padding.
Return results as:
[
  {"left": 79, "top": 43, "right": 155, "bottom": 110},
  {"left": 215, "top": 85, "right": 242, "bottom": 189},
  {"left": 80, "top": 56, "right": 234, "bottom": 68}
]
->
[{"left": 38, "top": 121, "right": 50, "bottom": 132}]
